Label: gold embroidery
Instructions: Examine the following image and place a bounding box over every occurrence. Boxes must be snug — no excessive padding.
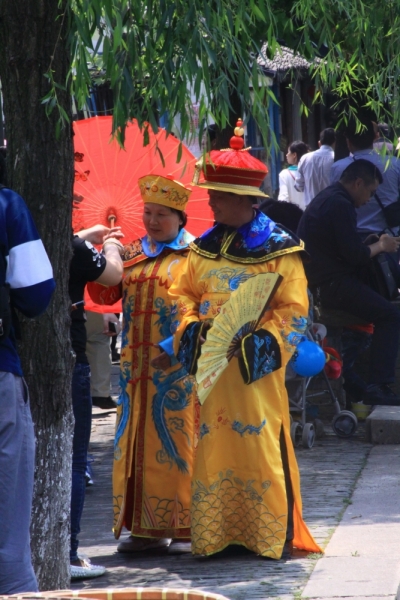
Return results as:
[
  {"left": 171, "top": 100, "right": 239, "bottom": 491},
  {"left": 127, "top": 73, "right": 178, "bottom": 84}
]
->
[{"left": 191, "top": 470, "right": 285, "bottom": 557}]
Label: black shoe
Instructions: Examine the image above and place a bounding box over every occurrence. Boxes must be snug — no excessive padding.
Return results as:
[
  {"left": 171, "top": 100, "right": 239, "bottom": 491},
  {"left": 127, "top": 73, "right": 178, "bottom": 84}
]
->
[
  {"left": 92, "top": 396, "right": 116, "bottom": 409},
  {"left": 364, "top": 384, "right": 400, "bottom": 406},
  {"left": 111, "top": 352, "right": 120, "bottom": 364},
  {"left": 281, "top": 540, "right": 293, "bottom": 560}
]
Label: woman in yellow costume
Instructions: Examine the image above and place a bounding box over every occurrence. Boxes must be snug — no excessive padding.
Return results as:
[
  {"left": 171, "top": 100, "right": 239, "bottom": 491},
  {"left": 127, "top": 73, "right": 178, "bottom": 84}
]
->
[
  {"left": 113, "top": 175, "right": 197, "bottom": 555},
  {"left": 168, "top": 121, "right": 322, "bottom": 559}
]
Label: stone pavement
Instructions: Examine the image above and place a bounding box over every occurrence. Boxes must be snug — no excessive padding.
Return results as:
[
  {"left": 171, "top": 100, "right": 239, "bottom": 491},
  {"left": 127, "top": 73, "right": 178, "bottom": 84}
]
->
[
  {"left": 302, "top": 445, "right": 400, "bottom": 600},
  {"left": 69, "top": 364, "right": 387, "bottom": 600}
]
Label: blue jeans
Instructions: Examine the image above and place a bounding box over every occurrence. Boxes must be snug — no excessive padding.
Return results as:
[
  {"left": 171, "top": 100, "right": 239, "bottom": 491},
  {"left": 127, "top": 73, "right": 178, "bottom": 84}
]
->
[
  {"left": 71, "top": 362, "right": 92, "bottom": 562},
  {"left": 0, "top": 372, "right": 38, "bottom": 594}
]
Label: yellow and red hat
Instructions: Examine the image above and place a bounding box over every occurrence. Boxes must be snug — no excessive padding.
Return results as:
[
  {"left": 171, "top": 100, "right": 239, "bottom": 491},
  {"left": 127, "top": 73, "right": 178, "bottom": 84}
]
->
[
  {"left": 138, "top": 174, "right": 191, "bottom": 210},
  {"left": 193, "top": 119, "right": 269, "bottom": 197}
]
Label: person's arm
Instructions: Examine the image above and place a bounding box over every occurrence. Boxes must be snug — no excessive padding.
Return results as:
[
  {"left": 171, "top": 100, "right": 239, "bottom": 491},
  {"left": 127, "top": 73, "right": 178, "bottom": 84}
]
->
[
  {"left": 96, "top": 242, "right": 123, "bottom": 286},
  {"left": 368, "top": 234, "right": 400, "bottom": 257},
  {"left": 294, "top": 159, "right": 305, "bottom": 192},
  {"left": 278, "top": 171, "right": 290, "bottom": 201},
  {"left": 76, "top": 225, "right": 124, "bottom": 286},
  {"left": 168, "top": 251, "right": 207, "bottom": 374},
  {"left": 328, "top": 200, "right": 372, "bottom": 267},
  {"left": 5, "top": 190, "right": 55, "bottom": 317},
  {"left": 238, "top": 254, "right": 309, "bottom": 384}
]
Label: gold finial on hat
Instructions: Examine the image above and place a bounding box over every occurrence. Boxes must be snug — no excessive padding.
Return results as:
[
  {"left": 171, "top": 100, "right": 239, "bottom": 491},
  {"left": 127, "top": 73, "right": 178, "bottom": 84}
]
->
[{"left": 230, "top": 118, "right": 245, "bottom": 150}]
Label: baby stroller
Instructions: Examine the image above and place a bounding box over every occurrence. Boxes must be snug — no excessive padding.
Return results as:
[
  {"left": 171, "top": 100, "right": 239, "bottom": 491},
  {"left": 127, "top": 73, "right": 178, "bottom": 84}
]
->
[{"left": 286, "top": 320, "right": 358, "bottom": 449}]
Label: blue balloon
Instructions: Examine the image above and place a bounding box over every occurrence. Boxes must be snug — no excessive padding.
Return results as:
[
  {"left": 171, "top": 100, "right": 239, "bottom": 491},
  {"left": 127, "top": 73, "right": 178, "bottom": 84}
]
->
[{"left": 289, "top": 340, "right": 326, "bottom": 377}]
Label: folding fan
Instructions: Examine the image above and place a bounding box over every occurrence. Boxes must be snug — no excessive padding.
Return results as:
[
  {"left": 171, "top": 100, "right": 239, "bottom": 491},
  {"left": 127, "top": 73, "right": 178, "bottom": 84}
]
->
[{"left": 196, "top": 272, "right": 283, "bottom": 404}]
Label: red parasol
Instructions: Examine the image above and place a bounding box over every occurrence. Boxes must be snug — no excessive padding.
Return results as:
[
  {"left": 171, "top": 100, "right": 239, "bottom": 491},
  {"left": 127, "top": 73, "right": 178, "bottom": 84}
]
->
[
  {"left": 73, "top": 116, "right": 213, "bottom": 313},
  {"left": 72, "top": 116, "right": 213, "bottom": 240}
]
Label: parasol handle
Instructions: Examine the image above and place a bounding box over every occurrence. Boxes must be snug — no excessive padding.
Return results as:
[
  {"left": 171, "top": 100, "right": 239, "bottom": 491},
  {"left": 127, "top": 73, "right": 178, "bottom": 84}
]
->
[{"left": 108, "top": 213, "right": 116, "bottom": 228}]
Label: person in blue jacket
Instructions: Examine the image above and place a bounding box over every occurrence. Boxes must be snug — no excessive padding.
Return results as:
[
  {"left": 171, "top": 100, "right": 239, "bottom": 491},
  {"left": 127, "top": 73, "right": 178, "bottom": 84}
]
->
[{"left": 0, "top": 181, "right": 55, "bottom": 594}]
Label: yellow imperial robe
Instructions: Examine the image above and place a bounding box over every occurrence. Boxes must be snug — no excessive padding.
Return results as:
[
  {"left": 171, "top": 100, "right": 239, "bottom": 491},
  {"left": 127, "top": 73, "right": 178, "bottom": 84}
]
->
[
  {"left": 113, "top": 230, "right": 198, "bottom": 540},
  {"left": 168, "top": 213, "right": 322, "bottom": 558}
]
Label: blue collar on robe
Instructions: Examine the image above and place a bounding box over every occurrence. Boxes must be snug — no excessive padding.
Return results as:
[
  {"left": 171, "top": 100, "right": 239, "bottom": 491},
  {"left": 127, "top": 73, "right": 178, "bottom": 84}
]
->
[
  {"left": 141, "top": 228, "right": 195, "bottom": 258},
  {"left": 236, "top": 209, "right": 276, "bottom": 248},
  {"left": 196, "top": 210, "right": 275, "bottom": 249},
  {"left": 191, "top": 209, "right": 305, "bottom": 264}
]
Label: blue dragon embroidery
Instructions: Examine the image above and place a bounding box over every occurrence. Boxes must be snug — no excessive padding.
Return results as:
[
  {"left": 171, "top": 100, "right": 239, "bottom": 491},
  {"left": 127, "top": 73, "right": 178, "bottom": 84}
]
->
[
  {"left": 232, "top": 419, "right": 267, "bottom": 436},
  {"left": 281, "top": 316, "right": 308, "bottom": 353},
  {"left": 269, "top": 230, "right": 290, "bottom": 244},
  {"left": 201, "top": 267, "right": 254, "bottom": 292},
  {"left": 114, "top": 290, "right": 135, "bottom": 457},
  {"left": 199, "top": 300, "right": 211, "bottom": 316},
  {"left": 114, "top": 360, "right": 132, "bottom": 457},
  {"left": 121, "top": 290, "right": 134, "bottom": 349},
  {"left": 292, "top": 315, "right": 308, "bottom": 333},
  {"left": 152, "top": 366, "right": 194, "bottom": 473},
  {"left": 252, "top": 334, "right": 277, "bottom": 380},
  {"left": 154, "top": 297, "right": 179, "bottom": 337},
  {"left": 199, "top": 423, "right": 210, "bottom": 439}
]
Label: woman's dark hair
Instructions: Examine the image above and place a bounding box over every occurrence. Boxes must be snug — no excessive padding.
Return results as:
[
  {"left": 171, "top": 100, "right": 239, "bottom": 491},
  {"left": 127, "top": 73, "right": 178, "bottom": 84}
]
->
[
  {"left": 289, "top": 140, "right": 309, "bottom": 162},
  {"left": 171, "top": 208, "right": 188, "bottom": 230}
]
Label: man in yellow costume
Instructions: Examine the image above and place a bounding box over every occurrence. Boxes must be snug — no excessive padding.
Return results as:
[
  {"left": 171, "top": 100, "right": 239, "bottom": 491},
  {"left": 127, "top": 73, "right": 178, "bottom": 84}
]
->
[{"left": 168, "top": 121, "right": 322, "bottom": 559}]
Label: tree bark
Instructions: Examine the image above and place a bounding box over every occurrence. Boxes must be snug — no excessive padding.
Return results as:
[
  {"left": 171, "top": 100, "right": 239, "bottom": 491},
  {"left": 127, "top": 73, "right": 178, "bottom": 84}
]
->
[{"left": 0, "top": 0, "right": 74, "bottom": 590}]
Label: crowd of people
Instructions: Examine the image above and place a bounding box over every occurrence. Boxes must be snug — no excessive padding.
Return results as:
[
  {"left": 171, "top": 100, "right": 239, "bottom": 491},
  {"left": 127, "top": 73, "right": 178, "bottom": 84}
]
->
[{"left": 2, "top": 116, "right": 400, "bottom": 593}]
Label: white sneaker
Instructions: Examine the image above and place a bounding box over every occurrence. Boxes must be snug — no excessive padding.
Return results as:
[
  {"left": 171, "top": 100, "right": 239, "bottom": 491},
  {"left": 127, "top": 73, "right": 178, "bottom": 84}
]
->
[
  {"left": 70, "top": 557, "right": 106, "bottom": 579},
  {"left": 168, "top": 540, "right": 192, "bottom": 555}
]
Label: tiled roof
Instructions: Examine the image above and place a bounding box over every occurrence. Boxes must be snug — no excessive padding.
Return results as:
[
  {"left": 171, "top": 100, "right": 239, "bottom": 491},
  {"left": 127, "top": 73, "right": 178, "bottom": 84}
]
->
[{"left": 257, "top": 43, "right": 319, "bottom": 76}]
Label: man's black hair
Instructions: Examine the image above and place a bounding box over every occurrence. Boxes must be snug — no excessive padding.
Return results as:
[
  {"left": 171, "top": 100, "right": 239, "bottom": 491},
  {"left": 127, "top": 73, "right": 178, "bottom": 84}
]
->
[
  {"left": 345, "top": 119, "right": 375, "bottom": 149},
  {"left": 259, "top": 198, "right": 304, "bottom": 232},
  {"left": 320, "top": 128, "right": 336, "bottom": 146},
  {"left": 340, "top": 158, "right": 383, "bottom": 186}
]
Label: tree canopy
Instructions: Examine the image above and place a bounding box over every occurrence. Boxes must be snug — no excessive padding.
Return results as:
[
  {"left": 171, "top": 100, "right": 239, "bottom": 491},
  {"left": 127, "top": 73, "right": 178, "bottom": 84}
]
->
[
  {"left": 54, "top": 0, "right": 400, "bottom": 148},
  {"left": 1, "top": 0, "right": 400, "bottom": 591}
]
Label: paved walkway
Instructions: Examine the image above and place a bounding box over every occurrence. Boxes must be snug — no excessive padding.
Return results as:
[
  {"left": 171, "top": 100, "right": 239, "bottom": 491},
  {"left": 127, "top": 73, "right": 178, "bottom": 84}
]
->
[
  {"left": 302, "top": 445, "right": 400, "bottom": 600},
  {"left": 70, "top": 366, "right": 380, "bottom": 600}
]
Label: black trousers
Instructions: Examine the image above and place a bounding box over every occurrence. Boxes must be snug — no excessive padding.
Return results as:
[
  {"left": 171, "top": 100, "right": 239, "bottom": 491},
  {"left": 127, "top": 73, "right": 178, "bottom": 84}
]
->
[
  {"left": 318, "top": 276, "right": 400, "bottom": 385},
  {"left": 280, "top": 428, "right": 294, "bottom": 542}
]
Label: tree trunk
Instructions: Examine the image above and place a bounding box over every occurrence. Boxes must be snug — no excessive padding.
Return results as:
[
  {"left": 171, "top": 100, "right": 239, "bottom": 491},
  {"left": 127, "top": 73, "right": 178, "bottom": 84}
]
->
[{"left": 0, "top": 0, "right": 74, "bottom": 590}]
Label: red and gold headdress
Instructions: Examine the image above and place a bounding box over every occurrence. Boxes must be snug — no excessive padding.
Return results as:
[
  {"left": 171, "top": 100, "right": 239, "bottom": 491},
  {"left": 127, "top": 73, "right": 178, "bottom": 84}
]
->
[{"left": 193, "top": 119, "right": 269, "bottom": 197}]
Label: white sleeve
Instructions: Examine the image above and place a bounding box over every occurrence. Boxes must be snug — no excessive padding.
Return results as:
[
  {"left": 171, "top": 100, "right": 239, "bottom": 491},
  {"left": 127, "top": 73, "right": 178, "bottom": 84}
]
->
[
  {"left": 278, "top": 171, "right": 290, "bottom": 201},
  {"left": 294, "top": 158, "right": 305, "bottom": 192}
]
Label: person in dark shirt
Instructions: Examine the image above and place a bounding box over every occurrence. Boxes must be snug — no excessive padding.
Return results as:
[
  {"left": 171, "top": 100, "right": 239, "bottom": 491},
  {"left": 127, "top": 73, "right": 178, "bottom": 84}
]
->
[
  {"left": 0, "top": 186, "right": 55, "bottom": 595},
  {"left": 298, "top": 159, "right": 400, "bottom": 406},
  {"left": 69, "top": 224, "right": 123, "bottom": 579}
]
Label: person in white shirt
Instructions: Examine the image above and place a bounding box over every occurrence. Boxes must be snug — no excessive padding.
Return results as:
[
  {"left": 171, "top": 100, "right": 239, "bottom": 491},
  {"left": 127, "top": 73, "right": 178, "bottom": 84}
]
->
[
  {"left": 278, "top": 140, "right": 309, "bottom": 210},
  {"left": 295, "top": 128, "right": 336, "bottom": 206}
]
